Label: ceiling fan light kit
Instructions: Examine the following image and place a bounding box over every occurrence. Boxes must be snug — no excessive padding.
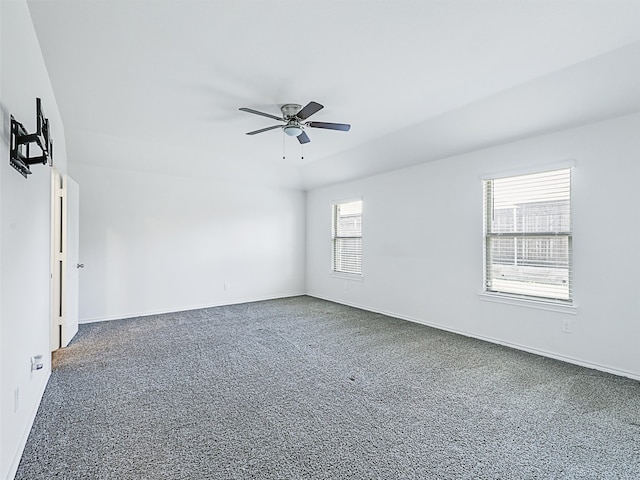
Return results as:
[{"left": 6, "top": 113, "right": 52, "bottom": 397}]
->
[
  {"left": 284, "top": 124, "right": 303, "bottom": 137},
  {"left": 239, "top": 101, "right": 351, "bottom": 145}
]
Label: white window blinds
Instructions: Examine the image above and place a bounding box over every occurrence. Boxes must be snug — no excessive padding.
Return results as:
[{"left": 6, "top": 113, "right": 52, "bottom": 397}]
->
[
  {"left": 483, "top": 168, "right": 572, "bottom": 302},
  {"left": 332, "top": 200, "right": 362, "bottom": 275}
]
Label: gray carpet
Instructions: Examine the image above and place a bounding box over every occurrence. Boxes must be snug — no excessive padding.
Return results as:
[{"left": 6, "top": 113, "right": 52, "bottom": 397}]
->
[{"left": 15, "top": 296, "right": 640, "bottom": 479}]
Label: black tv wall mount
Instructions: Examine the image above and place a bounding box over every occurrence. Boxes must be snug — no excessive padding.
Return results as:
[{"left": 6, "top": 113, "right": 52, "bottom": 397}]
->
[{"left": 10, "top": 98, "right": 53, "bottom": 178}]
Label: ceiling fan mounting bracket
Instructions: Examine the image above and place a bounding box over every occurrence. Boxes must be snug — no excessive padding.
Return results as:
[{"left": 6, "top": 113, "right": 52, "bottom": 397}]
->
[{"left": 280, "top": 103, "right": 302, "bottom": 119}]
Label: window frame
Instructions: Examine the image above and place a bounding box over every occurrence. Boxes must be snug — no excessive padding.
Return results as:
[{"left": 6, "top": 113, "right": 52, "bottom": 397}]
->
[
  {"left": 482, "top": 166, "right": 574, "bottom": 306},
  {"left": 331, "top": 198, "right": 363, "bottom": 277}
]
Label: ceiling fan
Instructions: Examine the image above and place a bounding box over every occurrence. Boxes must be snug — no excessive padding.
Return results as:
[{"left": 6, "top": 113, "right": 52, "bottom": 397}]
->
[{"left": 239, "top": 101, "right": 350, "bottom": 144}]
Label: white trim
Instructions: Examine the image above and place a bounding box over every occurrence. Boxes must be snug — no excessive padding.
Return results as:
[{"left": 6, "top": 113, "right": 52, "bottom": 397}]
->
[
  {"left": 479, "top": 158, "right": 576, "bottom": 181},
  {"left": 478, "top": 292, "right": 577, "bottom": 314},
  {"left": 6, "top": 371, "right": 51, "bottom": 480},
  {"left": 330, "top": 195, "right": 363, "bottom": 207},
  {"left": 307, "top": 294, "right": 639, "bottom": 382},
  {"left": 329, "top": 272, "right": 364, "bottom": 281},
  {"left": 78, "top": 292, "right": 305, "bottom": 324}
]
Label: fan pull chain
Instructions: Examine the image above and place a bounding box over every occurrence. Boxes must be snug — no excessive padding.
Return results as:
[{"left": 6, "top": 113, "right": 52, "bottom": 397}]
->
[
  {"left": 282, "top": 131, "right": 286, "bottom": 160},
  {"left": 301, "top": 143, "right": 304, "bottom": 160}
]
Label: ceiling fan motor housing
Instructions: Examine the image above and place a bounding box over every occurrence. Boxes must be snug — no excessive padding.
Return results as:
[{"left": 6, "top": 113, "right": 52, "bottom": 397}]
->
[{"left": 281, "top": 103, "right": 302, "bottom": 119}]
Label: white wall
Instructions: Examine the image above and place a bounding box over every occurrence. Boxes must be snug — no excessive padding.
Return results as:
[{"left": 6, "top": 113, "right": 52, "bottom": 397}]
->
[
  {"left": 70, "top": 163, "right": 306, "bottom": 322},
  {"left": 0, "top": 1, "right": 68, "bottom": 478},
  {"left": 307, "top": 113, "right": 640, "bottom": 380}
]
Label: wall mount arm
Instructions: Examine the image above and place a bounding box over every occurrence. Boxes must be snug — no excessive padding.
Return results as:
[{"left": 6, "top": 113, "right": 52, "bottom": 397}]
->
[{"left": 9, "top": 98, "right": 54, "bottom": 178}]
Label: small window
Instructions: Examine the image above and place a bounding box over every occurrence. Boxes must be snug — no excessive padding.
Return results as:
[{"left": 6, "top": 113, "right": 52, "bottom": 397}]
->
[
  {"left": 483, "top": 168, "right": 572, "bottom": 302},
  {"left": 332, "top": 200, "right": 362, "bottom": 275}
]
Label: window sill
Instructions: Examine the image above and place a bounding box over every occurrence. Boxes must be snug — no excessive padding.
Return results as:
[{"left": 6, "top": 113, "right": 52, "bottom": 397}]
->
[
  {"left": 330, "top": 272, "right": 364, "bottom": 281},
  {"left": 478, "top": 292, "right": 577, "bottom": 314}
]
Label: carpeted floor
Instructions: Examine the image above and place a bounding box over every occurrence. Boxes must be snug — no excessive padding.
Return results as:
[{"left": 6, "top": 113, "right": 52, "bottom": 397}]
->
[{"left": 15, "top": 296, "right": 640, "bottom": 479}]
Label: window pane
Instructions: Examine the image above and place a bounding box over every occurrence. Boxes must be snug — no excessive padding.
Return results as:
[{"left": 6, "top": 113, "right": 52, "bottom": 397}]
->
[
  {"left": 491, "top": 170, "right": 571, "bottom": 234},
  {"left": 333, "top": 238, "right": 362, "bottom": 274},
  {"left": 486, "top": 237, "right": 570, "bottom": 300},
  {"left": 335, "top": 201, "right": 362, "bottom": 236}
]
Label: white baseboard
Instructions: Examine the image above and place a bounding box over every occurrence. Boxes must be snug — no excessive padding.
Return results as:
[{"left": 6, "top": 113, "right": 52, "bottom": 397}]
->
[
  {"left": 308, "top": 294, "right": 640, "bottom": 382},
  {"left": 5, "top": 370, "right": 51, "bottom": 480},
  {"left": 79, "top": 292, "right": 306, "bottom": 324},
  {"left": 79, "top": 291, "right": 638, "bottom": 381}
]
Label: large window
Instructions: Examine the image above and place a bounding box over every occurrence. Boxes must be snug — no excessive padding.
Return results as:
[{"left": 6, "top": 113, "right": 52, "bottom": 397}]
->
[
  {"left": 483, "top": 168, "right": 572, "bottom": 302},
  {"left": 332, "top": 199, "right": 362, "bottom": 275}
]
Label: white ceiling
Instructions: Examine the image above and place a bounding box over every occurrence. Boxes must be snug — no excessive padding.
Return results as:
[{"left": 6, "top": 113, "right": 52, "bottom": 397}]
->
[{"left": 27, "top": 0, "right": 640, "bottom": 190}]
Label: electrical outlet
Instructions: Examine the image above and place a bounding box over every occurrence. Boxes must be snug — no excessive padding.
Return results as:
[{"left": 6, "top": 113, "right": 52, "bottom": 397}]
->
[
  {"left": 561, "top": 319, "right": 572, "bottom": 334},
  {"left": 223, "top": 283, "right": 228, "bottom": 291},
  {"left": 14, "top": 388, "right": 19, "bottom": 413},
  {"left": 31, "top": 354, "right": 44, "bottom": 371}
]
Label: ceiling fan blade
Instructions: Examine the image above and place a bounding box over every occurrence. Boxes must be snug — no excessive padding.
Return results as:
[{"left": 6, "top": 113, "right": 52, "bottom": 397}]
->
[
  {"left": 239, "top": 107, "right": 283, "bottom": 122},
  {"left": 296, "top": 101, "right": 324, "bottom": 120},
  {"left": 307, "top": 121, "right": 351, "bottom": 131},
  {"left": 297, "top": 131, "right": 311, "bottom": 144},
  {"left": 246, "top": 125, "right": 283, "bottom": 135}
]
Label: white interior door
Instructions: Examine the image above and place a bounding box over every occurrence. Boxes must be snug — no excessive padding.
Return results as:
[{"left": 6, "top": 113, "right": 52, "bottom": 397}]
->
[
  {"left": 51, "top": 170, "right": 62, "bottom": 352},
  {"left": 51, "top": 172, "right": 80, "bottom": 350},
  {"left": 63, "top": 176, "right": 80, "bottom": 347}
]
